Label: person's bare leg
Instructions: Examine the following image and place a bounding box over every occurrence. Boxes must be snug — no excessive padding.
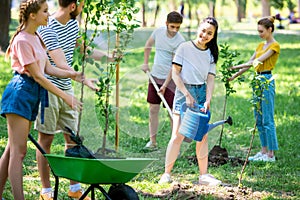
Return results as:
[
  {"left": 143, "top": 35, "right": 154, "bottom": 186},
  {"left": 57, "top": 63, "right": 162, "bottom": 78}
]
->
[
  {"left": 7, "top": 114, "right": 30, "bottom": 200},
  {"left": 168, "top": 114, "right": 173, "bottom": 135},
  {"left": 164, "top": 114, "right": 183, "bottom": 174},
  {"left": 268, "top": 150, "right": 274, "bottom": 158},
  {"left": 261, "top": 146, "right": 267, "bottom": 154},
  {"left": 196, "top": 134, "right": 208, "bottom": 175},
  {"left": 36, "top": 132, "right": 55, "bottom": 189},
  {"left": 63, "top": 133, "right": 80, "bottom": 186},
  {"left": 149, "top": 104, "right": 160, "bottom": 144},
  {"left": 0, "top": 144, "right": 10, "bottom": 198}
]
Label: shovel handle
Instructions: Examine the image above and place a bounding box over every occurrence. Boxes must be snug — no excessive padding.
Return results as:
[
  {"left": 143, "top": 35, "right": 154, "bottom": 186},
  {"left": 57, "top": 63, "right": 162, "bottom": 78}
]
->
[{"left": 146, "top": 71, "right": 173, "bottom": 119}]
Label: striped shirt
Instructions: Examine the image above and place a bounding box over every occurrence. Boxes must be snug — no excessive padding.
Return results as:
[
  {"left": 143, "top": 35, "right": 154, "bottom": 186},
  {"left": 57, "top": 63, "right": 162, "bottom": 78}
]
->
[{"left": 38, "top": 16, "right": 79, "bottom": 90}]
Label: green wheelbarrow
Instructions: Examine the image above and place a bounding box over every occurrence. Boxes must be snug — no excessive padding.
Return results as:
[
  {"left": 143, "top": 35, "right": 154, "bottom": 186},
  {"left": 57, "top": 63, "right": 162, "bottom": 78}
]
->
[{"left": 28, "top": 134, "right": 156, "bottom": 200}]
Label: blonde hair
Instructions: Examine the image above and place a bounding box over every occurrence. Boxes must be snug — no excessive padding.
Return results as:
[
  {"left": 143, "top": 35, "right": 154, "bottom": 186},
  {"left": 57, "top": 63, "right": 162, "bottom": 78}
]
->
[{"left": 5, "top": 0, "right": 46, "bottom": 60}]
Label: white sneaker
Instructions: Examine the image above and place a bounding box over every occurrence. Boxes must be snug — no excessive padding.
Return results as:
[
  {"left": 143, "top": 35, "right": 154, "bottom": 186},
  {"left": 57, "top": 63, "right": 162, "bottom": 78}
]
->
[
  {"left": 158, "top": 173, "right": 172, "bottom": 184},
  {"left": 248, "top": 152, "right": 265, "bottom": 161},
  {"left": 199, "top": 174, "right": 222, "bottom": 186},
  {"left": 252, "top": 154, "right": 276, "bottom": 162}
]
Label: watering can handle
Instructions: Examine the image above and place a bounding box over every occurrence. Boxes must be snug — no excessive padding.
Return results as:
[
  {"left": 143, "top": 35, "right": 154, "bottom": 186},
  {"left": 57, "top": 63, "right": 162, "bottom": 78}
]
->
[
  {"left": 181, "top": 102, "right": 207, "bottom": 113},
  {"left": 180, "top": 102, "right": 209, "bottom": 120}
]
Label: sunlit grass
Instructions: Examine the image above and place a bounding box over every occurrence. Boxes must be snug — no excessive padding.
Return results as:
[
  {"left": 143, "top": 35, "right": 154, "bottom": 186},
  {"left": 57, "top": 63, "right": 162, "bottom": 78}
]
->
[{"left": 0, "top": 29, "right": 299, "bottom": 199}]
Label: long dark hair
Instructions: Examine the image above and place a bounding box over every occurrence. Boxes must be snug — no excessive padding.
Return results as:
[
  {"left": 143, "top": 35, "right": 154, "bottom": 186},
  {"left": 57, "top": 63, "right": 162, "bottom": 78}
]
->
[{"left": 202, "top": 17, "right": 219, "bottom": 64}]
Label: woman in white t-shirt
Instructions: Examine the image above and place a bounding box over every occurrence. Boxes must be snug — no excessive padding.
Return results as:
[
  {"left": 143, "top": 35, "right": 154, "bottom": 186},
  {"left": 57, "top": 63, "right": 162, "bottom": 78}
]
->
[
  {"left": 0, "top": 1, "right": 82, "bottom": 199},
  {"left": 159, "top": 17, "right": 222, "bottom": 186}
]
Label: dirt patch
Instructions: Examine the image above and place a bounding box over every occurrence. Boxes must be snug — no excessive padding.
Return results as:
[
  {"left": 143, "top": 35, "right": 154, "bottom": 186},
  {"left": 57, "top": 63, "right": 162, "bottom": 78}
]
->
[
  {"left": 186, "top": 145, "right": 245, "bottom": 168},
  {"left": 139, "top": 183, "right": 268, "bottom": 199}
]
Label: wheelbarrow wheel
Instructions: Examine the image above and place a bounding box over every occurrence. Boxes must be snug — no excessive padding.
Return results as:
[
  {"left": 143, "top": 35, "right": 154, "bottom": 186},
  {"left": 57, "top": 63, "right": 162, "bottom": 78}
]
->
[{"left": 107, "top": 184, "right": 139, "bottom": 200}]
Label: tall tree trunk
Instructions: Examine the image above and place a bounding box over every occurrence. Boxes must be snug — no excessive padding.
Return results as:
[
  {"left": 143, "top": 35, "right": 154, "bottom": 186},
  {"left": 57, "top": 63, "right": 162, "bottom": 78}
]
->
[
  {"left": 235, "top": 0, "right": 247, "bottom": 22},
  {"left": 298, "top": 0, "right": 300, "bottom": 16},
  {"left": 187, "top": 0, "right": 192, "bottom": 39},
  {"left": 262, "top": 0, "right": 271, "bottom": 17},
  {"left": 209, "top": 1, "right": 215, "bottom": 17},
  {"left": 141, "top": 1, "right": 146, "bottom": 27},
  {"left": 152, "top": 4, "right": 160, "bottom": 27},
  {"left": 169, "top": 0, "right": 177, "bottom": 11},
  {"left": 0, "top": 0, "right": 11, "bottom": 51}
]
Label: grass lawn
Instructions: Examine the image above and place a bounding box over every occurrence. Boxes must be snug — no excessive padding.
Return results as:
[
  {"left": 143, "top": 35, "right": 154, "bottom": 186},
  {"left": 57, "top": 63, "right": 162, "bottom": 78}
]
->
[{"left": 0, "top": 27, "right": 299, "bottom": 199}]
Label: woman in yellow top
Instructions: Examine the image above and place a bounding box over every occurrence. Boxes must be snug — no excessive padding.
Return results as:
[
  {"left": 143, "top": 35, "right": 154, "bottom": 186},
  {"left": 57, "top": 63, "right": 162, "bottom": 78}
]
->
[{"left": 229, "top": 16, "right": 280, "bottom": 162}]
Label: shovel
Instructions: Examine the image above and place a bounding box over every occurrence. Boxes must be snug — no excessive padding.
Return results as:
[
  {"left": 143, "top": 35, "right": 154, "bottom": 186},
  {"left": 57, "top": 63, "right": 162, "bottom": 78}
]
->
[{"left": 146, "top": 71, "right": 173, "bottom": 119}]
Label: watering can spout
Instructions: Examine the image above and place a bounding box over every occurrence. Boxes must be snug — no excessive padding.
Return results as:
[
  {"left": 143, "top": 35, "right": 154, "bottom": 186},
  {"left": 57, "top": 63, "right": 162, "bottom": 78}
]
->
[{"left": 207, "top": 116, "right": 233, "bottom": 132}]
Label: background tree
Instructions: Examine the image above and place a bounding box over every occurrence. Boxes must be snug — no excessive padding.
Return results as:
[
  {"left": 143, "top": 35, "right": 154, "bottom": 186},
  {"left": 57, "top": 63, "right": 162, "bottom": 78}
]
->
[
  {"left": 169, "top": 0, "right": 177, "bottom": 11},
  {"left": 262, "top": 0, "right": 271, "bottom": 16},
  {"left": 234, "top": 0, "right": 247, "bottom": 22},
  {"left": 140, "top": 0, "right": 147, "bottom": 27},
  {"left": 209, "top": 0, "right": 217, "bottom": 17},
  {"left": 152, "top": 0, "right": 161, "bottom": 27},
  {"left": 287, "top": 0, "right": 296, "bottom": 11},
  {"left": 298, "top": 0, "right": 300, "bottom": 15},
  {"left": 0, "top": 0, "right": 11, "bottom": 52}
]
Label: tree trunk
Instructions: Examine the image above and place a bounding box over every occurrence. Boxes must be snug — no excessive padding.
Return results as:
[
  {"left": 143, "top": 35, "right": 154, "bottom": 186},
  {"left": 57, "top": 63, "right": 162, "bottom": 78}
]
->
[
  {"left": 152, "top": 4, "right": 160, "bottom": 27},
  {"left": 209, "top": 1, "right": 215, "bottom": 17},
  {"left": 141, "top": 1, "right": 146, "bottom": 27},
  {"left": 236, "top": 0, "right": 242, "bottom": 22},
  {"left": 235, "top": 0, "right": 247, "bottom": 22},
  {"left": 0, "top": 0, "right": 11, "bottom": 52},
  {"left": 298, "top": 0, "right": 300, "bottom": 16},
  {"left": 261, "top": 0, "right": 271, "bottom": 17},
  {"left": 169, "top": 0, "right": 177, "bottom": 11}
]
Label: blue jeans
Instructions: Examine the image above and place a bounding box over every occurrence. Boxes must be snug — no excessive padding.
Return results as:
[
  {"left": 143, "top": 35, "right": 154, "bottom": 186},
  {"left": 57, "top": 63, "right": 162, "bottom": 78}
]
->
[{"left": 254, "top": 74, "right": 278, "bottom": 151}]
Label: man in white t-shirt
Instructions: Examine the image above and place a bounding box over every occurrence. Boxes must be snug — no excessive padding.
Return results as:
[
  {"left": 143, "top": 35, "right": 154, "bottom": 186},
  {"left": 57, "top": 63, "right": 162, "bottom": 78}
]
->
[{"left": 141, "top": 11, "right": 185, "bottom": 150}]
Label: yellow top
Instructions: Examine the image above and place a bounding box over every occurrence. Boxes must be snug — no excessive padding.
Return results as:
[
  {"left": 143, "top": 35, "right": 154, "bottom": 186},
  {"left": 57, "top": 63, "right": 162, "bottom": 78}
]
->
[{"left": 255, "top": 41, "right": 280, "bottom": 72}]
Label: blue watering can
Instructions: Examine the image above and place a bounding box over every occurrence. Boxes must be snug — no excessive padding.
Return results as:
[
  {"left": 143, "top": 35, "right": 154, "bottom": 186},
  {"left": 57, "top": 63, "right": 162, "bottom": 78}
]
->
[{"left": 179, "top": 103, "right": 232, "bottom": 142}]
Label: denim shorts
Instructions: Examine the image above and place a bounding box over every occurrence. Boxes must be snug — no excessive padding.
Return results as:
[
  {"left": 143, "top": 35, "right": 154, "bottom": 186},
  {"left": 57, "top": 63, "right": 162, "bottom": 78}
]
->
[
  {"left": 173, "top": 84, "right": 207, "bottom": 114},
  {"left": 1, "top": 73, "right": 42, "bottom": 121}
]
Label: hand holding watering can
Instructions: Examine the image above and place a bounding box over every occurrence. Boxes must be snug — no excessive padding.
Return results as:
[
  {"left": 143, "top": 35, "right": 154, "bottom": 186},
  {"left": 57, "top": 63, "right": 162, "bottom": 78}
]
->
[{"left": 179, "top": 103, "right": 232, "bottom": 143}]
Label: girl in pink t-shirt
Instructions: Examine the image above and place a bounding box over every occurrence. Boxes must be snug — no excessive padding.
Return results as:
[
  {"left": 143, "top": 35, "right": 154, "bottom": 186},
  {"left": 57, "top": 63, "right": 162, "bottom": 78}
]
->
[{"left": 0, "top": 1, "right": 83, "bottom": 199}]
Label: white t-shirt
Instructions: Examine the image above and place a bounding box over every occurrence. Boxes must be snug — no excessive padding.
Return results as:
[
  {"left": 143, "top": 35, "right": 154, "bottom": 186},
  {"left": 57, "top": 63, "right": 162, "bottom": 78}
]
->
[
  {"left": 150, "top": 26, "right": 185, "bottom": 79},
  {"left": 172, "top": 41, "right": 216, "bottom": 85}
]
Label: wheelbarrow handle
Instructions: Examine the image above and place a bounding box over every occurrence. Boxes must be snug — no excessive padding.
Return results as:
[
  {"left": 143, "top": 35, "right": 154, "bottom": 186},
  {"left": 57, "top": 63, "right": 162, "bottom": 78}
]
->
[
  {"left": 146, "top": 71, "right": 173, "bottom": 119},
  {"left": 28, "top": 134, "right": 47, "bottom": 155}
]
